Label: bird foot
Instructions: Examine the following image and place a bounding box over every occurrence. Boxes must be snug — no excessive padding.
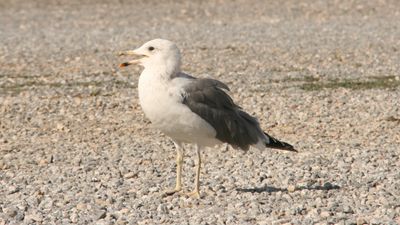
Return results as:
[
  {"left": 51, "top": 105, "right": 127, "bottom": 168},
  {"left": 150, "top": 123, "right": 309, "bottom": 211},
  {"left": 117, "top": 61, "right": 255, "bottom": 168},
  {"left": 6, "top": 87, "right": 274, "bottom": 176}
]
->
[
  {"left": 162, "top": 187, "right": 182, "bottom": 197},
  {"left": 185, "top": 190, "right": 200, "bottom": 199}
]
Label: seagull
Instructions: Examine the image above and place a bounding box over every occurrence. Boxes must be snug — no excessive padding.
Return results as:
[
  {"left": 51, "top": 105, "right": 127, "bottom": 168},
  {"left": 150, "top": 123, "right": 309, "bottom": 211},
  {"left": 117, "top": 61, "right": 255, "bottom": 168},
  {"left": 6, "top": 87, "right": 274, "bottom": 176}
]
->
[{"left": 118, "top": 39, "right": 297, "bottom": 198}]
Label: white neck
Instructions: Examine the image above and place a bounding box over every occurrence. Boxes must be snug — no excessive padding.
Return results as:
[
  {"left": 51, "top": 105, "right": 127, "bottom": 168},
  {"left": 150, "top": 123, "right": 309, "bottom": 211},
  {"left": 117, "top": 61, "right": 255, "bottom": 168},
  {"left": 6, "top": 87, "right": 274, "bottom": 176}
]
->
[{"left": 142, "top": 55, "right": 181, "bottom": 80}]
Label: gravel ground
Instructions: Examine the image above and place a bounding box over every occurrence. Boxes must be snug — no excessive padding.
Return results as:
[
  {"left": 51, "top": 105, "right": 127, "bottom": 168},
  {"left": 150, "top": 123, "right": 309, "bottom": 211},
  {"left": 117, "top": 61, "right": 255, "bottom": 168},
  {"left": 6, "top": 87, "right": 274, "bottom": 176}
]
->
[{"left": 1, "top": 0, "right": 400, "bottom": 224}]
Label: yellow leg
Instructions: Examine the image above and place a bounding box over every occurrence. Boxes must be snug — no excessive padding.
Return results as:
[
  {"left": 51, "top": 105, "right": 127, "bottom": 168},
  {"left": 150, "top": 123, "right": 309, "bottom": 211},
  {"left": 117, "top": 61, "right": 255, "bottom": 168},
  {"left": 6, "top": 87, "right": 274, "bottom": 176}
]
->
[
  {"left": 175, "top": 145, "right": 184, "bottom": 190},
  {"left": 186, "top": 145, "right": 201, "bottom": 198},
  {"left": 163, "top": 142, "right": 184, "bottom": 196}
]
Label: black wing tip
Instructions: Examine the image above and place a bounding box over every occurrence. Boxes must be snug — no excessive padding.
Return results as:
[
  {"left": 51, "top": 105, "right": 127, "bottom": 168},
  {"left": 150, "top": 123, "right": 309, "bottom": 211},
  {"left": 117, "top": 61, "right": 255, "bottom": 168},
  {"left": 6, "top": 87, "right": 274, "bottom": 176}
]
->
[
  {"left": 264, "top": 133, "right": 298, "bottom": 153},
  {"left": 268, "top": 142, "right": 298, "bottom": 153},
  {"left": 282, "top": 145, "right": 298, "bottom": 153},
  {"left": 281, "top": 141, "right": 298, "bottom": 152},
  {"left": 265, "top": 142, "right": 296, "bottom": 151}
]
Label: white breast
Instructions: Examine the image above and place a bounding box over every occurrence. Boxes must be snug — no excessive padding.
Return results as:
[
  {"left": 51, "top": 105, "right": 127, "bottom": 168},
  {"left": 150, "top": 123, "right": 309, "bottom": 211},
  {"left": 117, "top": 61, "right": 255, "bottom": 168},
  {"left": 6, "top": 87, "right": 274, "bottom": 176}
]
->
[{"left": 138, "top": 70, "right": 220, "bottom": 146}]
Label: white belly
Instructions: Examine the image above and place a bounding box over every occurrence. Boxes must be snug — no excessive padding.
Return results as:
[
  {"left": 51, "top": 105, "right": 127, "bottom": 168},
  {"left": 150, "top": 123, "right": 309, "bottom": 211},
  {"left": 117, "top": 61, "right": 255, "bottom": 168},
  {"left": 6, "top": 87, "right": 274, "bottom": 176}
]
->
[{"left": 138, "top": 71, "right": 220, "bottom": 146}]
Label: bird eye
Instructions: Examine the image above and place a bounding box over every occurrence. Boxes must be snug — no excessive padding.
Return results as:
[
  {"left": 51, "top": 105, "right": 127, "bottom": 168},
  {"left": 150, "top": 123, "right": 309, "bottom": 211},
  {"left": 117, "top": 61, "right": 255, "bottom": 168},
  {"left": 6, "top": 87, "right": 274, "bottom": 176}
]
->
[{"left": 148, "top": 46, "right": 155, "bottom": 51}]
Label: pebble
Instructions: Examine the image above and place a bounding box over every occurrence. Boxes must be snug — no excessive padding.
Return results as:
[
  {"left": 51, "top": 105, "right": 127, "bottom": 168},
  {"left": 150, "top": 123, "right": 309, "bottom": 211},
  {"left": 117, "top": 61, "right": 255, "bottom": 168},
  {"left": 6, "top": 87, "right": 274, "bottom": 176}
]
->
[
  {"left": 343, "top": 205, "right": 354, "bottom": 214},
  {"left": 26, "top": 212, "right": 43, "bottom": 222},
  {"left": 287, "top": 185, "right": 296, "bottom": 192},
  {"left": 4, "top": 207, "right": 18, "bottom": 217},
  {"left": 123, "top": 172, "right": 137, "bottom": 179},
  {"left": 157, "top": 204, "right": 169, "bottom": 214},
  {"left": 70, "top": 212, "right": 78, "bottom": 223},
  {"left": 8, "top": 186, "right": 20, "bottom": 194},
  {"left": 116, "top": 218, "right": 129, "bottom": 225},
  {"left": 15, "top": 212, "right": 25, "bottom": 222},
  {"left": 1, "top": 1, "right": 400, "bottom": 224},
  {"left": 320, "top": 211, "right": 331, "bottom": 218},
  {"left": 76, "top": 203, "right": 87, "bottom": 211},
  {"left": 148, "top": 187, "right": 159, "bottom": 193},
  {"left": 356, "top": 217, "right": 368, "bottom": 225},
  {"left": 95, "top": 209, "right": 107, "bottom": 220}
]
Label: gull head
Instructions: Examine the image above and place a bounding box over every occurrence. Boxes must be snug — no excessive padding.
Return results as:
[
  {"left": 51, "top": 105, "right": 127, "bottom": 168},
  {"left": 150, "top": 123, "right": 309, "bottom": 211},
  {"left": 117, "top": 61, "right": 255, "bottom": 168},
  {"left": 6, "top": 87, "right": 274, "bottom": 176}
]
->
[{"left": 118, "top": 39, "right": 181, "bottom": 74}]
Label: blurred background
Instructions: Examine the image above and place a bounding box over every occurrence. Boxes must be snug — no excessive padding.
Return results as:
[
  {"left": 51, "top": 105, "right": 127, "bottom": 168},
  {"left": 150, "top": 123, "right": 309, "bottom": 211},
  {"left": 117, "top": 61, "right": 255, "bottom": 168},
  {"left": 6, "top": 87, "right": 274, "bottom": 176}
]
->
[{"left": 1, "top": 0, "right": 399, "bottom": 87}]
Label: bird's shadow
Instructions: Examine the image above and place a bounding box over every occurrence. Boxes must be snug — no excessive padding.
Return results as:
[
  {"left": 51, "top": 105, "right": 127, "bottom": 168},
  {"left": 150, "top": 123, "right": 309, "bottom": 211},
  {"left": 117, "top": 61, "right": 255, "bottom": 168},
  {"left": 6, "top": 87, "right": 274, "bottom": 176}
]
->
[{"left": 236, "top": 183, "right": 340, "bottom": 193}]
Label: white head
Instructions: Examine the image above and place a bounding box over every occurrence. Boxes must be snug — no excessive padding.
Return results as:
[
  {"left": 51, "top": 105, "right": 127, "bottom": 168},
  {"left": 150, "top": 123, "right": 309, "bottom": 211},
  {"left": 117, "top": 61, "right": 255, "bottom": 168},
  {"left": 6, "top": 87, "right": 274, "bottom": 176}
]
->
[{"left": 119, "top": 39, "right": 181, "bottom": 76}]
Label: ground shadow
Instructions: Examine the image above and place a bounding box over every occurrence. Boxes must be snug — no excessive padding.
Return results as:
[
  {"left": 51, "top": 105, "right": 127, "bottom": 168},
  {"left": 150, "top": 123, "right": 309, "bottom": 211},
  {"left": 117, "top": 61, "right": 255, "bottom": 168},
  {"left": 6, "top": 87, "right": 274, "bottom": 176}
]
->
[{"left": 236, "top": 183, "right": 341, "bottom": 193}]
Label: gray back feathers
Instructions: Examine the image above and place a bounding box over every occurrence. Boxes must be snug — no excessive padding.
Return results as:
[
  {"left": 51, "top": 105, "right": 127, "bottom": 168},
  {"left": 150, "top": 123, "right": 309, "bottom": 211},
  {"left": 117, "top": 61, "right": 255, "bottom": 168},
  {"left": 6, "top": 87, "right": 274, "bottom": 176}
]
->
[{"left": 181, "top": 78, "right": 263, "bottom": 150}]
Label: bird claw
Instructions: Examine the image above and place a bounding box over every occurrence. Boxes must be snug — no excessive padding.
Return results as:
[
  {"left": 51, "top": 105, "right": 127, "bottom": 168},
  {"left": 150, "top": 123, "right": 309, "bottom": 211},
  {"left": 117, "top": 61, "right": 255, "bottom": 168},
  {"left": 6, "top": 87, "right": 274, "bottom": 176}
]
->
[{"left": 185, "top": 190, "right": 200, "bottom": 199}]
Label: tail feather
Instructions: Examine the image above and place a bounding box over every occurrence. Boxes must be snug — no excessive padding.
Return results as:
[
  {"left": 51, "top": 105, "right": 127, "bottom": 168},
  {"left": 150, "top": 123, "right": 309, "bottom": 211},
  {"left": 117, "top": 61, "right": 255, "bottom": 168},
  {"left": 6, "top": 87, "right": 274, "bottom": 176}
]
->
[{"left": 264, "top": 132, "right": 297, "bottom": 152}]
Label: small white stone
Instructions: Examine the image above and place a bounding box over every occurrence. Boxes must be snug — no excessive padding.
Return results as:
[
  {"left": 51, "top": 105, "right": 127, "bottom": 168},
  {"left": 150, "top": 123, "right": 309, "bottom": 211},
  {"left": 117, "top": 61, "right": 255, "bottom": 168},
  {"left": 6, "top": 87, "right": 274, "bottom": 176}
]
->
[{"left": 287, "top": 185, "right": 296, "bottom": 192}]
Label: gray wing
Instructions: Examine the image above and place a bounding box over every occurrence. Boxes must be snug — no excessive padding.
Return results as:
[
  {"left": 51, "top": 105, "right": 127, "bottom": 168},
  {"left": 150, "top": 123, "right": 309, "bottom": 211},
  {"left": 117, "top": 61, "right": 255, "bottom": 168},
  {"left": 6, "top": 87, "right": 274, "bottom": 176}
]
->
[{"left": 181, "top": 78, "right": 263, "bottom": 150}]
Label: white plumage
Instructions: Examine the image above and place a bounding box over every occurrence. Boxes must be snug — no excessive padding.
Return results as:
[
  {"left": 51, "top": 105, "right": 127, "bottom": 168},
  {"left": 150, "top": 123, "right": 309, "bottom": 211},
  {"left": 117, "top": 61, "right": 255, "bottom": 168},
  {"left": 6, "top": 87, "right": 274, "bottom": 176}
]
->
[{"left": 118, "top": 39, "right": 296, "bottom": 198}]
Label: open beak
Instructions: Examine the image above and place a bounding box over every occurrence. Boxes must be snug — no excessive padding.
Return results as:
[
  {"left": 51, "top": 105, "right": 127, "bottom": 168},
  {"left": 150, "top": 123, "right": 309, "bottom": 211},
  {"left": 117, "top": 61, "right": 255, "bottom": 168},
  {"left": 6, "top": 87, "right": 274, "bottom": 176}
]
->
[{"left": 117, "top": 50, "right": 147, "bottom": 68}]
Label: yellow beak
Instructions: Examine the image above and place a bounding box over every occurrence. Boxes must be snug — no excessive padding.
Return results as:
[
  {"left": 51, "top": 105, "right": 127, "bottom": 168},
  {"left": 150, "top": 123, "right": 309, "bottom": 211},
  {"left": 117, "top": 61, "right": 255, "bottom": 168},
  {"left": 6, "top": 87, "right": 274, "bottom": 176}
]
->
[{"left": 117, "top": 50, "right": 146, "bottom": 68}]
